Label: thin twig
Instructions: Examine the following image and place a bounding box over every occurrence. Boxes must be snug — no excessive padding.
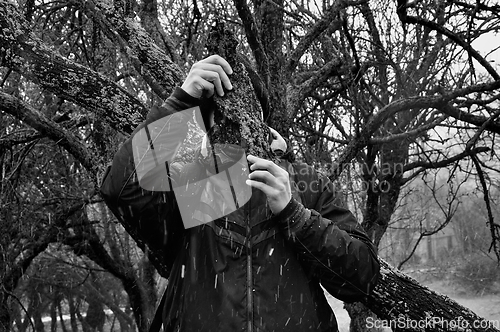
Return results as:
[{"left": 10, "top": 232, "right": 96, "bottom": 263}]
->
[{"left": 471, "top": 155, "right": 500, "bottom": 261}]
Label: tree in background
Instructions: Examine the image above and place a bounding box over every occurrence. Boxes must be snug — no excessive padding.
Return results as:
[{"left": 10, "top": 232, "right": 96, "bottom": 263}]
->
[{"left": 1, "top": 0, "right": 500, "bottom": 331}]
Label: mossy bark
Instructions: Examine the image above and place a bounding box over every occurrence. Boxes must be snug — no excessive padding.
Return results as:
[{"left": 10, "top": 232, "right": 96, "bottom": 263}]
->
[
  {"left": 0, "top": 0, "right": 146, "bottom": 135},
  {"left": 205, "top": 22, "right": 276, "bottom": 162},
  {"left": 360, "top": 259, "right": 499, "bottom": 332}
]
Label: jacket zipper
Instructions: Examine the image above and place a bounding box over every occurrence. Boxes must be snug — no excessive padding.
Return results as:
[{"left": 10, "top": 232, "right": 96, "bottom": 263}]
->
[{"left": 245, "top": 203, "right": 253, "bottom": 332}]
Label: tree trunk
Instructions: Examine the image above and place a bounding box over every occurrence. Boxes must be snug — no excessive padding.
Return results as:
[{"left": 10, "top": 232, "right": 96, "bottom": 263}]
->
[
  {"left": 57, "top": 300, "right": 69, "bottom": 332},
  {"left": 253, "top": 0, "right": 288, "bottom": 132},
  {"left": 205, "top": 22, "right": 276, "bottom": 162},
  {"left": 50, "top": 300, "right": 57, "bottom": 332},
  {"left": 138, "top": 0, "right": 178, "bottom": 64},
  {"left": 31, "top": 292, "right": 46, "bottom": 332},
  {"left": 361, "top": 259, "right": 499, "bottom": 332},
  {"left": 64, "top": 223, "right": 150, "bottom": 332},
  {"left": 346, "top": 303, "right": 383, "bottom": 332},
  {"left": 0, "top": 294, "right": 10, "bottom": 332},
  {"left": 68, "top": 297, "right": 79, "bottom": 332}
]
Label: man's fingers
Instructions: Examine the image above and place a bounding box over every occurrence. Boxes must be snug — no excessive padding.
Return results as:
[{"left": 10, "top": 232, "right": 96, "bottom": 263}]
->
[
  {"left": 247, "top": 154, "right": 284, "bottom": 177},
  {"left": 248, "top": 170, "right": 277, "bottom": 185},
  {"left": 181, "top": 55, "right": 234, "bottom": 98},
  {"left": 245, "top": 179, "right": 274, "bottom": 196},
  {"left": 190, "top": 76, "right": 215, "bottom": 98},
  {"left": 201, "top": 55, "right": 233, "bottom": 75},
  {"left": 204, "top": 63, "right": 233, "bottom": 92},
  {"left": 247, "top": 155, "right": 287, "bottom": 193},
  {"left": 246, "top": 154, "right": 292, "bottom": 215},
  {"left": 191, "top": 63, "right": 233, "bottom": 96}
]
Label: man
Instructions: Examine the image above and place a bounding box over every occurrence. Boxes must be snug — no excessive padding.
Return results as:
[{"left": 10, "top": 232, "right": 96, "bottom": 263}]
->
[{"left": 101, "top": 55, "right": 380, "bottom": 332}]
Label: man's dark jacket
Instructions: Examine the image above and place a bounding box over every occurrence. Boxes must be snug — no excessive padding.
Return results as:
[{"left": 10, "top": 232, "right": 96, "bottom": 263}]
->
[{"left": 100, "top": 88, "right": 380, "bottom": 332}]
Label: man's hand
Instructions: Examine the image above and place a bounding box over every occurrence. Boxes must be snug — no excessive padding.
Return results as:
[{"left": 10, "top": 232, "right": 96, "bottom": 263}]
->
[
  {"left": 181, "top": 55, "right": 233, "bottom": 99},
  {"left": 246, "top": 154, "right": 292, "bottom": 215},
  {"left": 269, "top": 127, "right": 287, "bottom": 155}
]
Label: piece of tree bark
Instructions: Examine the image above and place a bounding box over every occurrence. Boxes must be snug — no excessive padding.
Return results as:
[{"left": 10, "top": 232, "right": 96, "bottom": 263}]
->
[
  {"left": 0, "top": 91, "right": 98, "bottom": 175},
  {"left": 205, "top": 22, "right": 276, "bottom": 163},
  {"left": 73, "top": 0, "right": 184, "bottom": 100},
  {"left": 0, "top": 0, "right": 146, "bottom": 135},
  {"left": 361, "top": 258, "right": 499, "bottom": 332}
]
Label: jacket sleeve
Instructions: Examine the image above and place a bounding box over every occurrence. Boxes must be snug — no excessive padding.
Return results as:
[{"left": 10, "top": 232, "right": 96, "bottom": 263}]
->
[
  {"left": 100, "top": 88, "right": 201, "bottom": 277},
  {"left": 276, "top": 164, "right": 380, "bottom": 302}
]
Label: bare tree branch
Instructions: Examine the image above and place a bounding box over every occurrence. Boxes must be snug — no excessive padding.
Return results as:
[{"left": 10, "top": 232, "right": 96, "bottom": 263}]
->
[
  {"left": 439, "top": 104, "right": 500, "bottom": 134},
  {"left": 408, "top": 147, "right": 490, "bottom": 174},
  {"left": 0, "top": 91, "right": 98, "bottom": 175},
  {"left": 452, "top": 0, "right": 500, "bottom": 14},
  {"left": 359, "top": 0, "right": 389, "bottom": 103},
  {"left": 0, "top": 131, "right": 42, "bottom": 149},
  {"left": 465, "top": 108, "right": 500, "bottom": 151},
  {"left": 286, "top": 1, "right": 346, "bottom": 73},
  {"left": 232, "top": 0, "right": 270, "bottom": 87},
  {"left": 288, "top": 56, "right": 344, "bottom": 114},
  {"left": 3, "top": 201, "right": 87, "bottom": 299},
  {"left": 238, "top": 53, "right": 271, "bottom": 120},
  {"left": 63, "top": 223, "right": 151, "bottom": 331},
  {"left": 406, "top": 15, "right": 500, "bottom": 80},
  {"left": 371, "top": 115, "right": 447, "bottom": 144},
  {"left": 471, "top": 155, "right": 500, "bottom": 261},
  {"left": 72, "top": 0, "right": 184, "bottom": 100},
  {"left": 0, "top": 0, "right": 147, "bottom": 134},
  {"left": 402, "top": 146, "right": 490, "bottom": 184},
  {"left": 330, "top": 79, "right": 500, "bottom": 179},
  {"left": 139, "top": 0, "right": 179, "bottom": 63}
]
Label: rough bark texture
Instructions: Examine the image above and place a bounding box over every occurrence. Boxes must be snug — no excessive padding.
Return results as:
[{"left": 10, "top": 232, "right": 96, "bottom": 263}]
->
[
  {"left": 0, "top": 0, "right": 146, "bottom": 135},
  {"left": 138, "top": 0, "right": 178, "bottom": 64},
  {"left": 75, "top": 0, "right": 184, "bottom": 100},
  {"left": 0, "top": 91, "right": 98, "bottom": 175},
  {"left": 361, "top": 259, "right": 500, "bottom": 332},
  {"left": 254, "top": 0, "right": 288, "bottom": 132},
  {"left": 205, "top": 22, "right": 276, "bottom": 163}
]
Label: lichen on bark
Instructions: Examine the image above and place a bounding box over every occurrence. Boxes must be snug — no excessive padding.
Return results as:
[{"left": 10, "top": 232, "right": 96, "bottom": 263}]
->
[{"left": 205, "top": 22, "right": 276, "bottom": 162}]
